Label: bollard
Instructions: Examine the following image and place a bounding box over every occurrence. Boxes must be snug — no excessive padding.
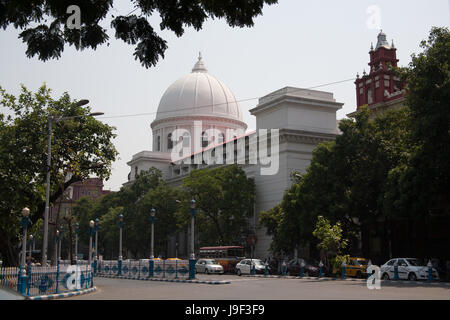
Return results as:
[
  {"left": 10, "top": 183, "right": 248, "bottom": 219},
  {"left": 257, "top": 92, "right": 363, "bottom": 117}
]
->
[
  {"left": 393, "top": 261, "right": 399, "bottom": 280},
  {"left": 300, "top": 261, "right": 305, "bottom": 277},
  {"left": 149, "top": 259, "right": 154, "bottom": 278},
  {"left": 17, "top": 266, "right": 27, "bottom": 295},
  {"left": 118, "top": 259, "right": 122, "bottom": 276},
  {"left": 427, "top": 260, "right": 433, "bottom": 282},
  {"left": 55, "top": 261, "right": 60, "bottom": 294},
  {"left": 251, "top": 262, "right": 256, "bottom": 275},
  {"left": 319, "top": 261, "right": 324, "bottom": 278},
  {"left": 341, "top": 262, "right": 347, "bottom": 280},
  {"left": 189, "top": 258, "right": 196, "bottom": 279},
  {"left": 282, "top": 261, "right": 287, "bottom": 276},
  {"left": 265, "top": 262, "right": 269, "bottom": 276}
]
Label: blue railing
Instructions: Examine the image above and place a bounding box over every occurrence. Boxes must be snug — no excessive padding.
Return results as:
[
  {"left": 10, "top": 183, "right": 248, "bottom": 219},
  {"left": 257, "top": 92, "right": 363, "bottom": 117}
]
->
[
  {"left": 0, "top": 263, "right": 93, "bottom": 297},
  {"left": 96, "top": 259, "right": 190, "bottom": 279}
]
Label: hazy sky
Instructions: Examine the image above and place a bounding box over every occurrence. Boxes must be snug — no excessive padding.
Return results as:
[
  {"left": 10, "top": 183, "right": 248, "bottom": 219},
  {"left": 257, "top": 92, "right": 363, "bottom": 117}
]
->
[{"left": 0, "top": 1, "right": 448, "bottom": 191}]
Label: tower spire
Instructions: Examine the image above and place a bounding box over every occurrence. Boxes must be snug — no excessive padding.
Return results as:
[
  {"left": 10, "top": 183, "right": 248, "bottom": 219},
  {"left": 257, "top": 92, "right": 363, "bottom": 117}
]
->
[{"left": 192, "top": 52, "right": 208, "bottom": 73}]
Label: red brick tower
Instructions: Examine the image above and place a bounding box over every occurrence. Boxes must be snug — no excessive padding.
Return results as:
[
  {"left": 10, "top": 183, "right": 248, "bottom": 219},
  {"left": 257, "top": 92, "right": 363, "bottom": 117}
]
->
[{"left": 354, "top": 30, "right": 405, "bottom": 114}]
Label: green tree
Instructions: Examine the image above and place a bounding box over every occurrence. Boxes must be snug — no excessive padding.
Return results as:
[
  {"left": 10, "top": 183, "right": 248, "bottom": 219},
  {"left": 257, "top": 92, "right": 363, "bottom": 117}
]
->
[
  {"left": 0, "top": 84, "right": 117, "bottom": 265},
  {"left": 312, "top": 215, "right": 349, "bottom": 273},
  {"left": 181, "top": 165, "right": 255, "bottom": 247},
  {"left": 384, "top": 26, "right": 450, "bottom": 218},
  {"left": 0, "top": 0, "right": 277, "bottom": 68}
]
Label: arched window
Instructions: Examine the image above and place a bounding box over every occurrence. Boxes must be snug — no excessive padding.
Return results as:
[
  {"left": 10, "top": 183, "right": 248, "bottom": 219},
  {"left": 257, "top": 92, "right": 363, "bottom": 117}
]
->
[
  {"left": 167, "top": 133, "right": 173, "bottom": 150},
  {"left": 218, "top": 132, "right": 225, "bottom": 144},
  {"left": 182, "top": 132, "right": 190, "bottom": 148},
  {"left": 201, "top": 131, "right": 208, "bottom": 148}
]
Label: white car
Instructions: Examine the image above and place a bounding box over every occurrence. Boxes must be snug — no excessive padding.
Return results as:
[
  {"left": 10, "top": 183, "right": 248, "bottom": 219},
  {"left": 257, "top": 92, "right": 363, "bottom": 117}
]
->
[
  {"left": 195, "top": 259, "right": 224, "bottom": 274},
  {"left": 235, "top": 259, "right": 267, "bottom": 276},
  {"left": 380, "top": 258, "right": 439, "bottom": 281}
]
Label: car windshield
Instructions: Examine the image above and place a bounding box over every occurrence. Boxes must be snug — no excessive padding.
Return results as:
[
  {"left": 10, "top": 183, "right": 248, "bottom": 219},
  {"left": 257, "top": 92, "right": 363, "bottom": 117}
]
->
[
  {"left": 406, "top": 259, "right": 423, "bottom": 266},
  {"left": 356, "top": 260, "right": 368, "bottom": 265},
  {"left": 206, "top": 260, "right": 218, "bottom": 265}
]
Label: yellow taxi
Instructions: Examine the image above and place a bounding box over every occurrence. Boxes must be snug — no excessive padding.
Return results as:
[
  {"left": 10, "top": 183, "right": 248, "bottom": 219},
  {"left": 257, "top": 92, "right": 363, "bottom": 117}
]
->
[{"left": 333, "top": 257, "right": 369, "bottom": 278}]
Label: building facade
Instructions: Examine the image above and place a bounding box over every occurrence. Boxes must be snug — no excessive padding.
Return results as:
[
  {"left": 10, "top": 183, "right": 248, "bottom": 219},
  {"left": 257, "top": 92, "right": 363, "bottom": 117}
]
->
[{"left": 126, "top": 54, "right": 343, "bottom": 258}]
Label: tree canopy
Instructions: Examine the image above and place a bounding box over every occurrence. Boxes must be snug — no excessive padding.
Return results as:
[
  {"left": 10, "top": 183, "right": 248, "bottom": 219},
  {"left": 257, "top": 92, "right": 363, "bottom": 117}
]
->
[
  {"left": 0, "top": 0, "right": 277, "bottom": 68},
  {"left": 259, "top": 27, "right": 450, "bottom": 258},
  {"left": 0, "top": 84, "right": 118, "bottom": 265}
]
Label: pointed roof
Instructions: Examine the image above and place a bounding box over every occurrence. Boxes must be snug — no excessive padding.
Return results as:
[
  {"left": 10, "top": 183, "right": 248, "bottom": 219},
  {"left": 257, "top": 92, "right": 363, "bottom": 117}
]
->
[{"left": 375, "top": 30, "right": 391, "bottom": 50}]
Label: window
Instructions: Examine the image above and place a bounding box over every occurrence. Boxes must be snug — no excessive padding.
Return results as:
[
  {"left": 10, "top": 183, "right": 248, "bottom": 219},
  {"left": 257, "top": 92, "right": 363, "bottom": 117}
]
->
[
  {"left": 135, "top": 166, "right": 138, "bottom": 177},
  {"left": 387, "top": 259, "right": 396, "bottom": 266},
  {"left": 182, "top": 132, "right": 190, "bottom": 148},
  {"left": 167, "top": 133, "right": 173, "bottom": 150},
  {"left": 367, "top": 88, "right": 373, "bottom": 104},
  {"left": 218, "top": 132, "right": 225, "bottom": 144},
  {"left": 201, "top": 131, "right": 208, "bottom": 148},
  {"left": 157, "top": 136, "right": 161, "bottom": 151}
]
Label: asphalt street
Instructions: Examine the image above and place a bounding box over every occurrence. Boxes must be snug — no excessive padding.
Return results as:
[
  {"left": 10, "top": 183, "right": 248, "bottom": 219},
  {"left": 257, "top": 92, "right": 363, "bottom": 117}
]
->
[{"left": 65, "top": 274, "right": 450, "bottom": 300}]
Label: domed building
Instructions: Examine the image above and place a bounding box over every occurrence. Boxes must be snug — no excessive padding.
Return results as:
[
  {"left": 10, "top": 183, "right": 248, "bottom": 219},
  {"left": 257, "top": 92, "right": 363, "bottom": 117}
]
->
[
  {"left": 151, "top": 53, "right": 247, "bottom": 154},
  {"left": 126, "top": 54, "right": 343, "bottom": 260}
]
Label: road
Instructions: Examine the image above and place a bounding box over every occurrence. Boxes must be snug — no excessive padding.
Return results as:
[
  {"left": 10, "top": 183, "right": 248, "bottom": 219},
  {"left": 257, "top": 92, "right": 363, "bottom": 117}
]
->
[{"left": 66, "top": 274, "right": 450, "bottom": 300}]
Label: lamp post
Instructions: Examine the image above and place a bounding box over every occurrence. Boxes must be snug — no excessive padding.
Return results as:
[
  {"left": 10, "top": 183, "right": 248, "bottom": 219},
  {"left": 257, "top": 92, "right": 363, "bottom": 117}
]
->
[
  {"left": 57, "top": 226, "right": 64, "bottom": 263},
  {"left": 41, "top": 99, "right": 103, "bottom": 266},
  {"left": 150, "top": 208, "right": 156, "bottom": 259},
  {"left": 150, "top": 209, "right": 156, "bottom": 278},
  {"left": 94, "top": 218, "right": 99, "bottom": 274},
  {"left": 118, "top": 213, "right": 123, "bottom": 275},
  {"left": 189, "top": 199, "right": 196, "bottom": 279},
  {"left": 74, "top": 222, "right": 79, "bottom": 265},
  {"left": 28, "top": 234, "right": 34, "bottom": 261},
  {"left": 88, "top": 220, "right": 94, "bottom": 266},
  {"left": 18, "top": 207, "right": 31, "bottom": 295}
]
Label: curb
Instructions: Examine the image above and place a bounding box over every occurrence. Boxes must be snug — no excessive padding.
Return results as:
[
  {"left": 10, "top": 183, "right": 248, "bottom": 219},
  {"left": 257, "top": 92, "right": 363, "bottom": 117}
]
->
[
  {"left": 243, "top": 274, "right": 450, "bottom": 286},
  {"left": 25, "top": 287, "right": 97, "bottom": 300},
  {"left": 96, "top": 274, "right": 230, "bottom": 285}
]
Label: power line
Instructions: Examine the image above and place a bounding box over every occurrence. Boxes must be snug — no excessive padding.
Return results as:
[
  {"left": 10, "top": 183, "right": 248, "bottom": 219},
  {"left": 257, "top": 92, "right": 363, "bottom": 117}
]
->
[{"left": 97, "top": 77, "right": 356, "bottom": 120}]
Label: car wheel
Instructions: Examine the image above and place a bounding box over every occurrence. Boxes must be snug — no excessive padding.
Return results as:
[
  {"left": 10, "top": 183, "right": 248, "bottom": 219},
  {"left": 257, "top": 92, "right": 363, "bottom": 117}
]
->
[
  {"left": 286, "top": 271, "right": 291, "bottom": 276},
  {"left": 408, "top": 273, "right": 417, "bottom": 281},
  {"left": 382, "top": 273, "right": 390, "bottom": 280},
  {"left": 237, "top": 269, "right": 241, "bottom": 276}
]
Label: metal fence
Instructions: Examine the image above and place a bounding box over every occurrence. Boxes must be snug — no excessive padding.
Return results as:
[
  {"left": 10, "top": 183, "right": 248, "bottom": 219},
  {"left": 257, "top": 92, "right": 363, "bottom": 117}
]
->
[
  {"left": 0, "top": 264, "right": 93, "bottom": 297},
  {"left": 97, "top": 259, "right": 190, "bottom": 279}
]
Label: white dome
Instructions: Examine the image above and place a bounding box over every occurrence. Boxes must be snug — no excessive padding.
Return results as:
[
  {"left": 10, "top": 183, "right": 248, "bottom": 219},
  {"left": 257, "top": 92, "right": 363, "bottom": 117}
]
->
[{"left": 154, "top": 54, "right": 244, "bottom": 123}]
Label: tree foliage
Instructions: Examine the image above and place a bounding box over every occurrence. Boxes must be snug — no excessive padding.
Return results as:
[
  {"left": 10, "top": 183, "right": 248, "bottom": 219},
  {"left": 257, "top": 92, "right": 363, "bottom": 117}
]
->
[
  {"left": 181, "top": 164, "right": 255, "bottom": 247},
  {"left": 0, "top": 84, "right": 117, "bottom": 265},
  {"left": 259, "top": 27, "right": 450, "bottom": 259},
  {"left": 0, "top": 0, "right": 277, "bottom": 68}
]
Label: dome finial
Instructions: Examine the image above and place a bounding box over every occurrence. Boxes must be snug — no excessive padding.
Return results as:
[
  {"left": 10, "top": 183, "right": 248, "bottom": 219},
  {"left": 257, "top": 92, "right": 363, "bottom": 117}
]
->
[{"left": 192, "top": 52, "right": 208, "bottom": 73}]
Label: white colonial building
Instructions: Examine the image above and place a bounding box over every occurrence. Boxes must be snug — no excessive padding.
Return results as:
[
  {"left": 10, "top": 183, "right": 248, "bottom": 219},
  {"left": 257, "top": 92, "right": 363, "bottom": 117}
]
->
[{"left": 126, "top": 54, "right": 343, "bottom": 259}]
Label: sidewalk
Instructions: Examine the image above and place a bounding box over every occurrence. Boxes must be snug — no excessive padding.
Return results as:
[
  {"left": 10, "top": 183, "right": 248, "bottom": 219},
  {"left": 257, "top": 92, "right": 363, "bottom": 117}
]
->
[{"left": 0, "top": 288, "right": 24, "bottom": 300}]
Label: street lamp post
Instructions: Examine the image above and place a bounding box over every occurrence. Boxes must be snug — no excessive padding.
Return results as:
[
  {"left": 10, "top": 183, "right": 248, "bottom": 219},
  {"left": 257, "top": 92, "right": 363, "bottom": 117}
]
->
[
  {"left": 58, "top": 226, "right": 64, "bottom": 263},
  {"left": 150, "top": 208, "right": 156, "bottom": 278},
  {"left": 41, "top": 100, "right": 103, "bottom": 266},
  {"left": 28, "top": 234, "right": 34, "bottom": 261},
  {"left": 88, "top": 220, "right": 94, "bottom": 267},
  {"left": 94, "top": 218, "right": 99, "bottom": 274},
  {"left": 118, "top": 214, "right": 123, "bottom": 275},
  {"left": 18, "top": 208, "right": 31, "bottom": 295},
  {"left": 150, "top": 208, "right": 156, "bottom": 259},
  {"left": 74, "top": 222, "right": 79, "bottom": 265},
  {"left": 189, "top": 199, "right": 196, "bottom": 279}
]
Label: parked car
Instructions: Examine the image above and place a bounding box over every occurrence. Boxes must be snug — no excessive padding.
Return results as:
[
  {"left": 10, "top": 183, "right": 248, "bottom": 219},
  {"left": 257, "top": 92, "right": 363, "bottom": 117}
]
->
[
  {"left": 332, "top": 257, "right": 369, "bottom": 278},
  {"left": 235, "top": 259, "right": 269, "bottom": 276},
  {"left": 380, "top": 258, "right": 439, "bottom": 281},
  {"left": 285, "top": 258, "right": 320, "bottom": 277},
  {"left": 195, "top": 259, "right": 224, "bottom": 274}
]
